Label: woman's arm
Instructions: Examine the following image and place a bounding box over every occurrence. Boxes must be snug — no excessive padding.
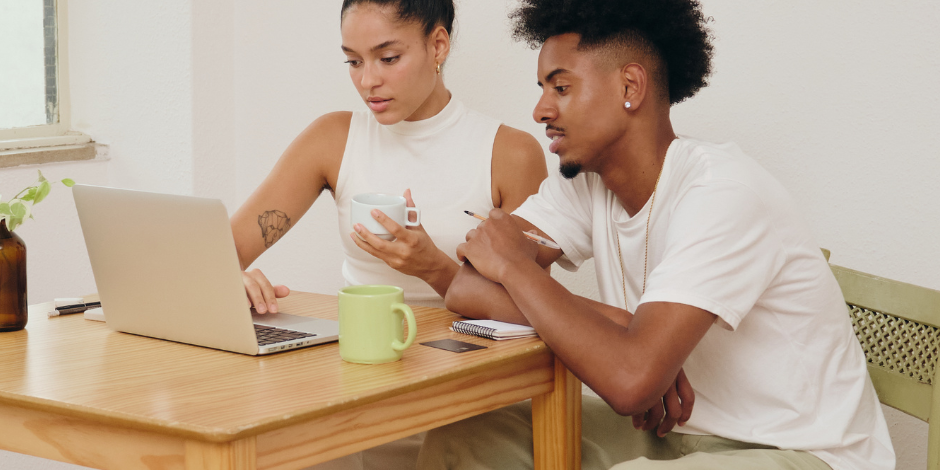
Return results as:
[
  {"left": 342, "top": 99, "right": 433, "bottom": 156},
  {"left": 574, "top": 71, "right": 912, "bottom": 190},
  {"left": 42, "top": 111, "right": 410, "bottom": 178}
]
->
[
  {"left": 439, "top": 124, "right": 551, "bottom": 312},
  {"left": 490, "top": 125, "right": 548, "bottom": 212},
  {"left": 230, "top": 111, "right": 351, "bottom": 312}
]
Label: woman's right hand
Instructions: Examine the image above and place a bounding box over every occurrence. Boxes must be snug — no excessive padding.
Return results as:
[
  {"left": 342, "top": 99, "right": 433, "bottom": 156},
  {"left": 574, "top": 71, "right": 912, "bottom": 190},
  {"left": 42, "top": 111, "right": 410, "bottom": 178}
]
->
[{"left": 242, "top": 268, "right": 290, "bottom": 314}]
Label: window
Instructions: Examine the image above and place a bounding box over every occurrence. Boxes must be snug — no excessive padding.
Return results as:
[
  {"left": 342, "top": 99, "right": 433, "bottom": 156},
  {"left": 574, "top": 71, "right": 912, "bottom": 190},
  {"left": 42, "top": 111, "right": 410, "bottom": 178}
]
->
[{"left": 0, "top": 0, "right": 93, "bottom": 164}]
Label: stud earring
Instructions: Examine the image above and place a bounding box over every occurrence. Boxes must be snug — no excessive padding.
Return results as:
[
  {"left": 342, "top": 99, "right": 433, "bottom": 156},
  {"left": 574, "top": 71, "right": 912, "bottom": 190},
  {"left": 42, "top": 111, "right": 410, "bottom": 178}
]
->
[{"left": 624, "top": 102, "right": 632, "bottom": 109}]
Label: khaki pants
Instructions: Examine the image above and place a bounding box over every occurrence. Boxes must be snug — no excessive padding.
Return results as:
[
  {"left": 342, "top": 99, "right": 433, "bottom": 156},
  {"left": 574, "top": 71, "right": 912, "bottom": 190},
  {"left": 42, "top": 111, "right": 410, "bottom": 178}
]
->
[
  {"left": 416, "top": 397, "right": 831, "bottom": 470},
  {"left": 305, "top": 432, "right": 424, "bottom": 470}
]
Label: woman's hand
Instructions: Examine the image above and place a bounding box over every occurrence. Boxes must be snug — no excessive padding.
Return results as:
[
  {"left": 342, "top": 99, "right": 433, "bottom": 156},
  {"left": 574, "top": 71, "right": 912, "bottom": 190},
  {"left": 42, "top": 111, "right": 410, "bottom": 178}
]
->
[
  {"left": 242, "top": 268, "right": 290, "bottom": 314},
  {"left": 350, "top": 189, "right": 458, "bottom": 296}
]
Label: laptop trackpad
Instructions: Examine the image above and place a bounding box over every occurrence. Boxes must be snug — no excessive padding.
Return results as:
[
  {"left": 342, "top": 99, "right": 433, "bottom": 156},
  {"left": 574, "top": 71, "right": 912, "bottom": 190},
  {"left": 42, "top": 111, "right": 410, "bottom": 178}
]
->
[{"left": 252, "top": 312, "right": 330, "bottom": 334}]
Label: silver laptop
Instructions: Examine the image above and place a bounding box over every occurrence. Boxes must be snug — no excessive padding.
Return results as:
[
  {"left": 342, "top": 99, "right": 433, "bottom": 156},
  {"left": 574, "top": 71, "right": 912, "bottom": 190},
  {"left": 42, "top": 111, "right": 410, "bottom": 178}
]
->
[{"left": 73, "top": 184, "right": 339, "bottom": 355}]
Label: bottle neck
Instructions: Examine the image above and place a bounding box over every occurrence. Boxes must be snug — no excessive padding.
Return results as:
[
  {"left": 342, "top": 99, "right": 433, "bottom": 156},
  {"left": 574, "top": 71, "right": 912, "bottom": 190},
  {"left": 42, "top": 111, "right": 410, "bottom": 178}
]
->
[{"left": 0, "top": 219, "right": 13, "bottom": 239}]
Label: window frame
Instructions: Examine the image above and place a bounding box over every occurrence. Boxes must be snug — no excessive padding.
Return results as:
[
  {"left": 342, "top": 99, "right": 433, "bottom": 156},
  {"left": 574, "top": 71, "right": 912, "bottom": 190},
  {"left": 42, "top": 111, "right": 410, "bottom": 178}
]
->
[{"left": 0, "top": 0, "right": 92, "bottom": 153}]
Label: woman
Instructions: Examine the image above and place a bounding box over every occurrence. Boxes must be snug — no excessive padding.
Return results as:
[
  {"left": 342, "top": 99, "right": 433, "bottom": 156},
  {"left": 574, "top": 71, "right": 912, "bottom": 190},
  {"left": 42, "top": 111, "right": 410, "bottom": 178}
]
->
[
  {"left": 230, "top": 2, "right": 546, "bottom": 468},
  {"left": 231, "top": 0, "right": 547, "bottom": 314}
]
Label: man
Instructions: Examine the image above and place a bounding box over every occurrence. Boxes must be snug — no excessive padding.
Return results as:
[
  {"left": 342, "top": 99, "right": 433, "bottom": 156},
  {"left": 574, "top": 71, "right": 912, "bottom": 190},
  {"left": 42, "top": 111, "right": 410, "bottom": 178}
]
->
[{"left": 416, "top": 0, "right": 894, "bottom": 469}]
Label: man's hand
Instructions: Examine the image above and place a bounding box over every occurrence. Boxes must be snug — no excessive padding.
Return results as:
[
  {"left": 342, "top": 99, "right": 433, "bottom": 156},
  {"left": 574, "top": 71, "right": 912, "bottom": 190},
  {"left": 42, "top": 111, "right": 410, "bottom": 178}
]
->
[
  {"left": 242, "top": 268, "right": 290, "bottom": 314},
  {"left": 456, "top": 209, "right": 539, "bottom": 283},
  {"left": 632, "top": 368, "right": 695, "bottom": 437}
]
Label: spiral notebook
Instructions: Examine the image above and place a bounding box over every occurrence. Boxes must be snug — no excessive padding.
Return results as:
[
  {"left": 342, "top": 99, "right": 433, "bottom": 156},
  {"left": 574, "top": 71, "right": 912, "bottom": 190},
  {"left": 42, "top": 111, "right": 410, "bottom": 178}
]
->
[{"left": 451, "top": 319, "right": 538, "bottom": 340}]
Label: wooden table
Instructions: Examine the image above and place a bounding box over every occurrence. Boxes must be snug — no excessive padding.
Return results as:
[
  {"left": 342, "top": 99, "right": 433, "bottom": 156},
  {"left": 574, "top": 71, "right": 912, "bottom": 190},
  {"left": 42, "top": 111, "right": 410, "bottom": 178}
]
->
[{"left": 0, "top": 292, "right": 581, "bottom": 470}]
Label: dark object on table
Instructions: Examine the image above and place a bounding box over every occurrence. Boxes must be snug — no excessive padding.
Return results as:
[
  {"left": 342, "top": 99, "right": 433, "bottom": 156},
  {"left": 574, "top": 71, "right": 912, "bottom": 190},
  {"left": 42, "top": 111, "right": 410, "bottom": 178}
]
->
[
  {"left": 421, "top": 339, "right": 488, "bottom": 353},
  {"left": 0, "top": 219, "right": 27, "bottom": 332}
]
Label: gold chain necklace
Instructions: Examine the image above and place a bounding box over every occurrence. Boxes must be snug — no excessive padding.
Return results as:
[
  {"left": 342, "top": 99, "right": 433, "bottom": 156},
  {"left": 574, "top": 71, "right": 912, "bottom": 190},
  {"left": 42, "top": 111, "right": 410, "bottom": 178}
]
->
[{"left": 616, "top": 143, "right": 671, "bottom": 305}]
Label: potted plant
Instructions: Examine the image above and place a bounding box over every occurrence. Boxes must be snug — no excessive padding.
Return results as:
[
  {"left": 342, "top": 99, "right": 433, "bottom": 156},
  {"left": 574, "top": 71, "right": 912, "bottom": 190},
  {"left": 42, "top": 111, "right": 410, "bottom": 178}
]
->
[{"left": 0, "top": 171, "right": 75, "bottom": 332}]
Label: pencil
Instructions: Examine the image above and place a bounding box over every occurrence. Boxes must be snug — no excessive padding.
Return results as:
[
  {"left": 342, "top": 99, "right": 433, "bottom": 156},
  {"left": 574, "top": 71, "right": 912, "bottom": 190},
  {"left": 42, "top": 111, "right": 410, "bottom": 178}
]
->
[{"left": 464, "top": 211, "right": 561, "bottom": 250}]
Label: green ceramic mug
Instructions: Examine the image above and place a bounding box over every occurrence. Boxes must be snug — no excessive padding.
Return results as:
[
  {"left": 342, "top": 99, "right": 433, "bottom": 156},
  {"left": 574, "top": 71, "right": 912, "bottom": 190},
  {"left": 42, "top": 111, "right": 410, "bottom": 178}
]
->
[{"left": 338, "top": 285, "right": 417, "bottom": 364}]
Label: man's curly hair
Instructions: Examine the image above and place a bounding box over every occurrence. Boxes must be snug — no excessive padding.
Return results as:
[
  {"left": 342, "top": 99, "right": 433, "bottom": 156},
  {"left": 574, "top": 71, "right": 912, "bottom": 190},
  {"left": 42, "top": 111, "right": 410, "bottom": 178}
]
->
[{"left": 511, "top": 0, "right": 714, "bottom": 105}]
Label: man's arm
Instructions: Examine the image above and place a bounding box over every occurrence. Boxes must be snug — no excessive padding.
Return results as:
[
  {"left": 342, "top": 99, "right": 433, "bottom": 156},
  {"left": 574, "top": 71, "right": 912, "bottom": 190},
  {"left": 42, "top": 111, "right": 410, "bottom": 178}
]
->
[
  {"left": 506, "top": 264, "right": 712, "bottom": 415},
  {"left": 446, "top": 262, "right": 632, "bottom": 328},
  {"left": 445, "top": 215, "right": 562, "bottom": 323},
  {"left": 448, "top": 259, "right": 696, "bottom": 434},
  {"left": 456, "top": 209, "right": 715, "bottom": 416},
  {"left": 445, "top": 263, "right": 529, "bottom": 324}
]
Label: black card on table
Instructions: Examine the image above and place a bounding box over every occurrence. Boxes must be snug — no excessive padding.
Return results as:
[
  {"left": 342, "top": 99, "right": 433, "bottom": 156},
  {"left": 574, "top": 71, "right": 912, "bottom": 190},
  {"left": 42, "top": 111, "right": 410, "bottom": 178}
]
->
[{"left": 420, "top": 339, "right": 488, "bottom": 353}]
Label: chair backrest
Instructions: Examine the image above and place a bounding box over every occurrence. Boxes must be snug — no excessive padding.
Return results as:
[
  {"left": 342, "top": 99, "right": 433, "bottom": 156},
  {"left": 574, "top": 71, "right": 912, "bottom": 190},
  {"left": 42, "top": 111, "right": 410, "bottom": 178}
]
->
[{"left": 831, "top": 264, "right": 940, "bottom": 468}]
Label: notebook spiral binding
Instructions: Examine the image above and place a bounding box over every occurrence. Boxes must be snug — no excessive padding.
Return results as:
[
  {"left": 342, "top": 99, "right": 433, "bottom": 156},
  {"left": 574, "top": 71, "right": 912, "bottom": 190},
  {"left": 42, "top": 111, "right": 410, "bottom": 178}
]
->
[{"left": 452, "top": 321, "right": 498, "bottom": 339}]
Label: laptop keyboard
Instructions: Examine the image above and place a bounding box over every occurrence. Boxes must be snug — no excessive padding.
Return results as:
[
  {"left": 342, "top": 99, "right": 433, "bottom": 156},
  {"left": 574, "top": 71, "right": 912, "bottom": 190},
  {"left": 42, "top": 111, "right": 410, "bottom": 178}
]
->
[{"left": 254, "top": 324, "right": 317, "bottom": 346}]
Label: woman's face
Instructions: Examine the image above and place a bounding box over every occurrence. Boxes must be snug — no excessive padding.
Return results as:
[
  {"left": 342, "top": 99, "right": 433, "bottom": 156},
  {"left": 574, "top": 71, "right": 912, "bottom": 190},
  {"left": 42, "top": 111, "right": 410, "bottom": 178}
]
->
[{"left": 341, "top": 5, "right": 443, "bottom": 124}]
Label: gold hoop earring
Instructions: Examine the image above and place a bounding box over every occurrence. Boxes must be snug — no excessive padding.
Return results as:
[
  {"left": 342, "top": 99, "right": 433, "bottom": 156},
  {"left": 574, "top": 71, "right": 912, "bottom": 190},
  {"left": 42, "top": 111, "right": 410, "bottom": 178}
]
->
[{"left": 436, "top": 62, "right": 442, "bottom": 74}]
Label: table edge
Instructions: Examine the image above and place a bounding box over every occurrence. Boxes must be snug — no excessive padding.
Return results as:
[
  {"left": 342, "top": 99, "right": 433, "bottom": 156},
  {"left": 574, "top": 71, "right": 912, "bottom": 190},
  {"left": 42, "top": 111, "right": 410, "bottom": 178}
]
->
[{"left": 0, "top": 344, "right": 553, "bottom": 442}]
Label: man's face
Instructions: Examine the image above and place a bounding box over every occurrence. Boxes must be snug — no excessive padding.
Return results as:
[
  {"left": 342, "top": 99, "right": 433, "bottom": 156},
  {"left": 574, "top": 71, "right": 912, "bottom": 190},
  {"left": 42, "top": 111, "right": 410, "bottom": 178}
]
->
[{"left": 533, "top": 34, "right": 627, "bottom": 178}]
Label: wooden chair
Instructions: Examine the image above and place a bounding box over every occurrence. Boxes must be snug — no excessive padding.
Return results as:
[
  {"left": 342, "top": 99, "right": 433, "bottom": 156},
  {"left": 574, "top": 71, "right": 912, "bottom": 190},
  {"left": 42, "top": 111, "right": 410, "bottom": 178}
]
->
[{"left": 831, "top": 264, "right": 940, "bottom": 468}]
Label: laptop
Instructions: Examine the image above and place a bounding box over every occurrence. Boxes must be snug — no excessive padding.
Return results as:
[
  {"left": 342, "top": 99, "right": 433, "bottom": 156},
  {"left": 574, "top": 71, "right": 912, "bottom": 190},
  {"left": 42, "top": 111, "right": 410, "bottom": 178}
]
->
[{"left": 73, "top": 184, "right": 339, "bottom": 355}]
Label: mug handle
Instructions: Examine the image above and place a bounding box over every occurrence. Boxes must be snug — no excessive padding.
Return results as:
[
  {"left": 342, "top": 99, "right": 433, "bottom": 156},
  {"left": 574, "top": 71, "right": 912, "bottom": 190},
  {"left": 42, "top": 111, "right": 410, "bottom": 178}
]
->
[
  {"left": 404, "top": 207, "right": 421, "bottom": 227},
  {"left": 391, "top": 303, "right": 416, "bottom": 351}
]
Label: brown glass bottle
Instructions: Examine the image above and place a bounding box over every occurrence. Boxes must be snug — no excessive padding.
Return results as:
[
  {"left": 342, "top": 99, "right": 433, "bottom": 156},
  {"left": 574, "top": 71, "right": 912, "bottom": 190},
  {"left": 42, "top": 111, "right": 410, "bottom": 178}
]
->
[{"left": 0, "top": 219, "right": 27, "bottom": 332}]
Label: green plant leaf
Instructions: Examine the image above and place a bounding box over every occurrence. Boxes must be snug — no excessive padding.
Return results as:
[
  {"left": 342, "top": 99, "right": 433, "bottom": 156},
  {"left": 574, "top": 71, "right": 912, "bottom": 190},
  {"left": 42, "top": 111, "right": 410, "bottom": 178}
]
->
[
  {"left": 10, "top": 201, "right": 27, "bottom": 218},
  {"left": 34, "top": 181, "right": 52, "bottom": 204},
  {"left": 20, "top": 187, "right": 37, "bottom": 202},
  {"left": 3, "top": 173, "right": 74, "bottom": 230}
]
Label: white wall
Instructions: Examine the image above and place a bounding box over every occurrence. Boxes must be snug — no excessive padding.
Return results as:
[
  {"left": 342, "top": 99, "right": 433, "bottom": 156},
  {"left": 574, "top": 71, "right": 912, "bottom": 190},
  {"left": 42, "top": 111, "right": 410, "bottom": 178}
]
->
[
  {"left": 2, "top": 0, "right": 937, "bottom": 468},
  {"left": 674, "top": 1, "right": 940, "bottom": 291},
  {"left": 68, "top": 0, "right": 195, "bottom": 195}
]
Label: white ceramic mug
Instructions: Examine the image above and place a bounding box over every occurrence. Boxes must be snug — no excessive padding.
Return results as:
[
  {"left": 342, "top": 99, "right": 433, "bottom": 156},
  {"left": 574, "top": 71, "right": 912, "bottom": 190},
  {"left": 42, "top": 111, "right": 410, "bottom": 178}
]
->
[{"left": 351, "top": 193, "right": 421, "bottom": 241}]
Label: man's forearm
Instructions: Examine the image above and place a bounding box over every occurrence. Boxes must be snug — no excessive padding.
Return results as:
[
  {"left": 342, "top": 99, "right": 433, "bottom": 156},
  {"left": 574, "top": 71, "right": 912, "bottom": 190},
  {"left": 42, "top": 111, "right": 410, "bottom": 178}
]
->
[
  {"left": 445, "top": 263, "right": 531, "bottom": 325},
  {"left": 579, "top": 296, "right": 633, "bottom": 328},
  {"left": 446, "top": 263, "right": 634, "bottom": 327},
  {"left": 496, "top": 260, "right": 678, "bottom": 416}
]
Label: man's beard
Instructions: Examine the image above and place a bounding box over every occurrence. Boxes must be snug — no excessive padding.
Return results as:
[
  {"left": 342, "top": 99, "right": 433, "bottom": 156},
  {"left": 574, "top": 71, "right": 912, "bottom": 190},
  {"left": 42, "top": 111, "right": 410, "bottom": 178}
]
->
[{"left": 559, "top": 161, "right": 582, "bottom": 179}]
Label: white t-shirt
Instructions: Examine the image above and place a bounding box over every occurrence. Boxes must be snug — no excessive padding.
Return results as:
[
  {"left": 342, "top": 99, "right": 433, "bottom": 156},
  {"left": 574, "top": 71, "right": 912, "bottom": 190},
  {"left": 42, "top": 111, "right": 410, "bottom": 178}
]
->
[{"left": 513, "top": 138, "right": 894, "bottom": 470}]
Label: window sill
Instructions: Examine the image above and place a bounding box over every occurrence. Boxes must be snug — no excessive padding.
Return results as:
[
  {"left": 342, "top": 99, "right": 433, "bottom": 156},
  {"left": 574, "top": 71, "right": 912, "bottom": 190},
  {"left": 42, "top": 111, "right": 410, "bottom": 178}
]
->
[{"left": 0, "top": 142, "right": 107, "bottom": 169}]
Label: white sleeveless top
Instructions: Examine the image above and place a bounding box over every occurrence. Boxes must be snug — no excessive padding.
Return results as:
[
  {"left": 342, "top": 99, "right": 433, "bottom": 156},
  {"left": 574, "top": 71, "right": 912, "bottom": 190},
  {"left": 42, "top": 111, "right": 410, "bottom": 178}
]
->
[{"left": 335, "top": 98, "right": 501, "bottom": 308}]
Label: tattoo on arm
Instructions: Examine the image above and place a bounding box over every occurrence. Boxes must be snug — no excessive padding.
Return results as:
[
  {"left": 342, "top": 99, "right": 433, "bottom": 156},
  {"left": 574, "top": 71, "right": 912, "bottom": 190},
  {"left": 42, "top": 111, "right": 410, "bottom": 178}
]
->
[{"left": 258, "top": 210, "right": 292, "bottom": 248}]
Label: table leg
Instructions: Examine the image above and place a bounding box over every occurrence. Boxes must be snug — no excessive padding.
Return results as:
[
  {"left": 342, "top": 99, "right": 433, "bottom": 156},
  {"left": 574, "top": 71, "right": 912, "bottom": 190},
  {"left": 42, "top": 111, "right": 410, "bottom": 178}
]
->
[
  {"left": 185, "top": 438, "right": 257, "bottom": 470},
  {"left": 532, "top": 355, "right": 582, "bottom": 470}
]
